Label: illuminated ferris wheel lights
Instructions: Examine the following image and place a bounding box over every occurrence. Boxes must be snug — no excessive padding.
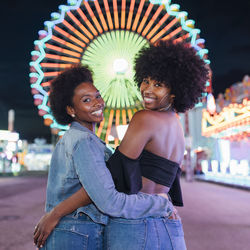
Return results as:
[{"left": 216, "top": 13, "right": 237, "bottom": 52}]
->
[
  {"left": 30, "top": 0, "right": 210, "bottom": 137},
  {"left": 170, "top": 4, "right": 180, "bottom": 11},
  {"left": 67, "top": 0, "right": 78, "bottom": 5},
  {"left": 185, "top": 19, "right": 195, "bottom": 28},
  {"left": 113, "top": 58, "right": 129, "bottom": 74}
]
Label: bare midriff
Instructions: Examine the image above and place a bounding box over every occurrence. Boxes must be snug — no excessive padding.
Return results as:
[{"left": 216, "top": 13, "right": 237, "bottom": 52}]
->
[{"left": 140, "top": 176, "right": 170, "bottom": 194}]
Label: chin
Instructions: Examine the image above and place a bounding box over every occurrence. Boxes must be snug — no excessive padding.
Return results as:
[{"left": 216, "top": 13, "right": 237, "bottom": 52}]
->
[{"left": 144, "top": 103, "right": 155, "bottom": 110}]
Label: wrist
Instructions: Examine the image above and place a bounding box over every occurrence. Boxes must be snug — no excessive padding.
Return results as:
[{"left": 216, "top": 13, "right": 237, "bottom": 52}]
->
[{"left": 50, "top": 207, "right": 64, "bottom": 219}]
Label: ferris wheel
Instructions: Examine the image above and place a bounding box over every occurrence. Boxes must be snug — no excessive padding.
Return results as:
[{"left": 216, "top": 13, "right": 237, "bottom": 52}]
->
[{"left": 30, "top": 0, "right": 210, "bottom": 146}]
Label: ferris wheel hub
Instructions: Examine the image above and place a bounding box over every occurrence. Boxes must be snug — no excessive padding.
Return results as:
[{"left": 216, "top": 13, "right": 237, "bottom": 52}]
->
[{"left": 113, "top": 58, "right": 129, "bottom": 74}]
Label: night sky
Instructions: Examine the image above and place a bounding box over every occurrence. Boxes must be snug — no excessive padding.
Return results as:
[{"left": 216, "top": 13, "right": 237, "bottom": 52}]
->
[{"left": 0, "top": 0, "right": 249, "bottom": 142}]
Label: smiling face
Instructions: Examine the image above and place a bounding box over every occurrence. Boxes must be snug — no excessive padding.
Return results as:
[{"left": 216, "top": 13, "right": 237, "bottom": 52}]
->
[
  {"left": 67, "top": 82, "right": 105, "bottom": 131},
  {"left": 140, "top": 77, "right": 172, "bottom": 111}
]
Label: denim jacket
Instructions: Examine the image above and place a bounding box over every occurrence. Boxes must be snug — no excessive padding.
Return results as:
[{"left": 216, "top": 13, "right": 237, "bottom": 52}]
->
[{"left": 45, "top": 122, "right": 173, "bottom": 225}]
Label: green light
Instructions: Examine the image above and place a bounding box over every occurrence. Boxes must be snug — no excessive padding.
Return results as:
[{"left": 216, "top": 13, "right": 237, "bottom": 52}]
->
[{"left": 82, "top": 30, "right": 149, "bottom": 108}]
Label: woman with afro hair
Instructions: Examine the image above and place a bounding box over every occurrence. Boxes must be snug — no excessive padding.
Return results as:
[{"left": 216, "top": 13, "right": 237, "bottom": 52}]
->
[{"left": 34, "top": 40, "right": 208, "bottom": 250}]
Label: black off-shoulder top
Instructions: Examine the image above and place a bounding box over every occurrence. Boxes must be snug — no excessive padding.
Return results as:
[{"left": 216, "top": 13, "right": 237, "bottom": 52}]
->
[{"left": 106, "top": 148, "right": 183, "bottom": 206}]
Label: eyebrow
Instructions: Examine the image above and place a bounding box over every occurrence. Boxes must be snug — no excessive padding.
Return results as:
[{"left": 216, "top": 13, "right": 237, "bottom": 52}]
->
[{"left": 81, "top": 91, "right": 100, "bottom": 97}]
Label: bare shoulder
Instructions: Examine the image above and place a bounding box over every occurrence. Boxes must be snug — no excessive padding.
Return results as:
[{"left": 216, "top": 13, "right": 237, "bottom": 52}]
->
[{"left": 131, "top": 110, "right": 157, "bottom": 124}]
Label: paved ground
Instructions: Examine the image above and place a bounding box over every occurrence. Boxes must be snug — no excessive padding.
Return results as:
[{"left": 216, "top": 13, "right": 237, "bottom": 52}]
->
[
  {"left": 0, "top": 176, "right": 47, "bottom": 250},
  {"left": 0, "top": 175, "right": 249, "bottom": 250},
  {"left": 178, "top": 179, "right": 250, "bottom": 250}
]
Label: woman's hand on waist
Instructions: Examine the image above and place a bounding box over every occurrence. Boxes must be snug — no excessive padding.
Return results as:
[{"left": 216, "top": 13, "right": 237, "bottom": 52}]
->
[
  {"left": 33, "top": 209, "right": 61, "bottom": 248},
  {"left": 158, "top": 193, "right": 181, "bottom": 220}
]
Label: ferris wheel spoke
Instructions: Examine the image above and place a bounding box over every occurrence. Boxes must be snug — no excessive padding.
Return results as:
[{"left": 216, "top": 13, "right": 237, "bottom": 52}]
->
[
  {"left": 96, "top": 118, "right": 105, "bottom": 137},
  {"left": 121, "top": 0, "right": 126, "bottom": 29},
  {"left": 174, "top": 33, "right": 190, "bottom": 43},
  {"left": 45, "top": 43, "right": 81, "bottom": 58},
  {"left": 62, "top": 20, "right": 90, "bottom": 44},
  {"left": 127, "top": 109, "right": 133, "bottom": 121},
  {"left": 67, "top": 11, "right": 94, "bottom": 40},
  {"left": 105, "top": 109, "right": 115, "bottom": 143},
  {"left": 94, "top": 0, "right": 109, "bottom": 31},
  {"left": 114, "top": 109, "right": 120, "bottom": 146},
  {"left": 162, "top": 26, "right": 183, "bottom": 41},
  {"left": 121, "top": 109, "right": 127, "bottom": 125},
  {"left": 150, "top": 17, "right": 180, "bottom": 43},
  {"left": 54, "top": 26, "right": 86, "bottom": 48},
  {"left": 113, "top": 0, "right": 119, "bottom": 29},
  {"left": 76, "top": 8, "right": 98, "bottom": 36},
  {"left": 132, "top": 0, "right": 145, "bottom": 31},
  {"left": 126, "top": 0, "right": 135, "bottom": 30},
  {"left": 51, "top": 35, "right": 83, "bottom": 53},
  {"left": 84, "top": 1, "right": 103, "bottom": 34},
  {"left": 103, "top": 0, "right": 114, "bottom": 30},
  {"left": 146, "top": 13, "right": 170, "bottom": 40},
  {"left": 45, "top": 53, "right": 80, "bottom": 63},
  {"left": 43, "top": 71, "right": 60, "bottom": 78},
  {"left": 141, "top": 5, "right": 163, "bottom": 37},
  {"left": 40, "top": 63, "right": 72, "bottom": 69},
  {"left": 137, "top": 3, "right": 153, "bottom": 33}
]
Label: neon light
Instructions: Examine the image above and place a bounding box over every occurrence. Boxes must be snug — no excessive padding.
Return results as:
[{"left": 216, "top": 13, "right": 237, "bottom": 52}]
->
[
  {"left": 84, "top": 1, "right": 103, "bottom": 34},
  {"left": 161, "top": 26, "right": 182, "bottom": 40},
  {"left": 44, "top": 72, "right": 60, "bottom": 77},
  {"left": 40, "top": 63, "right": 72, "bottom": 68},
  {"left": 150, "top": 18, "right": 179, "bottom": 43},
  {"left": 30, "top": 0, "right": 209, "bottom": 137},
  {"left": 115, "top": 109, "right": 120, "bottom": 147},
  {"left": 146, "top": 13, "right": 170, "bottom": 40},
  {"left": 41, "top": 81, "right": 51, "bottom": 87},
  {"left": 62, "top": 20, "right": 89, "bottom": 43},
  {"left": 77, "top": 7, "right": 98, "bottom": 36},
  {"left": 126, "top": 0, "right": 135, "bottom": 30},
  {"left": 67, "top": 11, "right": 94, "bottom": 39},
  {"left": 132, "top": 0, "right": 145, "bottom": 31},
  {"left": 45, "top": 43, "right": 81, "bottom": 57},
  {"left": 142, "top": 5, "right": 163, "bottom": 37},
  {"left": 96, "top": 118, "right": 105, "bottom": 137},
  {"left": 51, "top": 35, "right": 83, "bottom": 52},
  {"left": 54, "top": 26, "right": 86, "bottom": 48},
  {"left": 202, "top": 99, "right": 250, "bottom": 139},
  {"left": 94, "top": 0, "right": 108, "bottom": 31},
  {"left": 127, "top": 109, "right": 133, "bottom": 121},
  {"left": 45, "top": 54, "right": 80, "bottom": 63},
  {"left": 103, "top": 0, "right": 114, "bottom": 30},
  {"left": 105, "top": 109, "right": 114, "bottom": 143},
  {"left": 121, "top": 0, "right": 126, "bottom": 29},
  {"left": 113, "top": 0, "right": 119, "bottom": 29},
  {"left": 122, "top": 109, "right": 127, "bottom": 125}
]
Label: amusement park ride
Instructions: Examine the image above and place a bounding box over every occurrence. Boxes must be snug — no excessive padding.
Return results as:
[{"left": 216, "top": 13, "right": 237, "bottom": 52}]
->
[{"left": 29, "top": 0, "right": 210, "bottom": 146}]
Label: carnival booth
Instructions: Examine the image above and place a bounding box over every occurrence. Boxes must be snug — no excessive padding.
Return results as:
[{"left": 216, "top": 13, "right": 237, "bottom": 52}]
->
[{"left": 201, "top": 75, "right": 250, "bottom": 188}]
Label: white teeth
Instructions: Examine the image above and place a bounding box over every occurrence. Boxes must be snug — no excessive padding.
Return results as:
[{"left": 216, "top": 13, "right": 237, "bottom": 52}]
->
[
  {"left": 91, "top": 110, "right": 103, "bottom": 115},
  {"left": 144, "top": 97, "right": 155, "bottom": 103}
]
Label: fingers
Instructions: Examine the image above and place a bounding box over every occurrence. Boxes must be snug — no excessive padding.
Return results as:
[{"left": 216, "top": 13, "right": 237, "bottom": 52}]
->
[
  {"left": 34, "top": 225, "right": 38, "bottom": 235},
  {"left": 33, "top": 228, "right": 40, "bottom": 246},
  {"left": 168, "top": 208, "right": 180, "bottom": 220},
  {"left": 37, "top": 232, "right": 46, "bottom": 248}
]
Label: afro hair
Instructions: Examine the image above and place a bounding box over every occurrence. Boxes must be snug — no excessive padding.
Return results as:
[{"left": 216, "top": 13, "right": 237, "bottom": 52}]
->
[{"left": 134, "top": 39, "right": 209, "bottom": 112}]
